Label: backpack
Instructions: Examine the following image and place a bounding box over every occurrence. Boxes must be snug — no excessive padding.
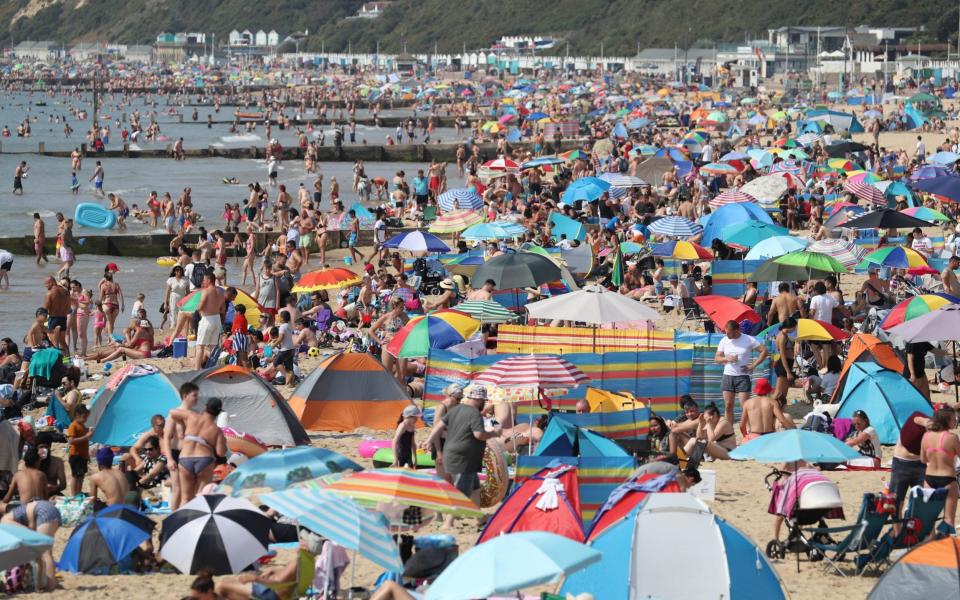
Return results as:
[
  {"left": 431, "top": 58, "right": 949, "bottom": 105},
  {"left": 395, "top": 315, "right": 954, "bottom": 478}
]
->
[
  {"left": 801, "top": 411, "right": 833, "bottom": 435},
  {"left": 190, "top": 262, "right": 208, "bottom": 289}
]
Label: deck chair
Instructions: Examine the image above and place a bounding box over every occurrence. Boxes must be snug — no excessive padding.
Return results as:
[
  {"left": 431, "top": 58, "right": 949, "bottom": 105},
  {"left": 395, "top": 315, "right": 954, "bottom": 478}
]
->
[
  {"left": 262, "top": 549, "right": 316, "bottom": 600},
  {"left": 804, "top": 492, "right": 888, "bottom": 576},
  {"left": 421, "top": 205, "right": 438, "bottom": 224},
  {"left": 855, "top": 486, "right": 949, "bottom": 574},
  {"left": 679, "top": 296, "right": 710, "bottom": 331}
]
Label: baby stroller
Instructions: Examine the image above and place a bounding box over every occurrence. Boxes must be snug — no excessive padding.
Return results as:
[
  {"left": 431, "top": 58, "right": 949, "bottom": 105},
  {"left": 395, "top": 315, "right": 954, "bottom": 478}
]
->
[{"left": 765, "top": 467, "right": 845, "bottom": 569}]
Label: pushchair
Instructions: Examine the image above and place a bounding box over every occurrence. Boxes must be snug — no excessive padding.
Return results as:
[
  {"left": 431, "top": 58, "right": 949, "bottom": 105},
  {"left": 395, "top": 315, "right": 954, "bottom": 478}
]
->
[{"left": 765, "top": 467, "right": 845, "bottom": 569}]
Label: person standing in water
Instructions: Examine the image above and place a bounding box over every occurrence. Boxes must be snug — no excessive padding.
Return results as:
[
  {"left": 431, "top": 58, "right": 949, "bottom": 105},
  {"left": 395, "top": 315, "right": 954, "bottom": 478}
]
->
[
  {"left": 33, "top": 213, "right": 47, "bottom": 265},
  {"left": 89, "top": 160, "right": 105, "bottom": 197},
  {"left": 13, "top": 161, "right": 28, "bottom": 195}
]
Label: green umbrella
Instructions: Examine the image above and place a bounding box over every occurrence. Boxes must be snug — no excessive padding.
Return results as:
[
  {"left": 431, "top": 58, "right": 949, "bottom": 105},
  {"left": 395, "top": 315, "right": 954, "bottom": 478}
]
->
[
  {"left": 720, "top": 221, "right": 789, "bottom": 248},
  {"left": 455, "top": 299, "right": 517, "bottom": 324},
  {"left": 752, "top": 250, "right": 847, "bottom": 281}
]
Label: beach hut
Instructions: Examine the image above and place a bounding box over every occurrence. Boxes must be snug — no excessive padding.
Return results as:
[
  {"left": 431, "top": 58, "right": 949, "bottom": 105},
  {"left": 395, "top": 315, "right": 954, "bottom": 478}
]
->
[
  {"left": 169, "top": 366, "right": 309, "bottom": 447},
  {"left": 478, "top": 465, "right": 585, "bottom": 543},
  {"left": 829, "top": 333, "right": 904, "bottom": 403},
  {"left": 834, "top": 363, "right": 932, "bottom": 444},
  {"left": 560, "top": 493, "right": 787, "bottom": 599},
  {"left": 87, "top": 370, "right": 180, "bottom": 446},
  {"left": 288, "top": 352, "right": 412, "bottom": 431}
]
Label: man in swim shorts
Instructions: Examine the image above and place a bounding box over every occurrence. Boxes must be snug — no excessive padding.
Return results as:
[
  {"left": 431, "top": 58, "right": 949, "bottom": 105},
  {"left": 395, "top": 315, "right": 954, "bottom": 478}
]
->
[
  {"left": 194, "top": 271, "right": 225, "bottom": 369},
  {"left": 43, "top": 276, "right": 71, "bottom": 352}
]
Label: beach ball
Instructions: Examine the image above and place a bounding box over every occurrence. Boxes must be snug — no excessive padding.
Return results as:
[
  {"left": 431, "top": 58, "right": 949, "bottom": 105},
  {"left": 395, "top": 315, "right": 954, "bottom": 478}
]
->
[
  {"left": 307, "top": 347, "right": 321, "bottom": 358},
  {"left": 102, "top": 362, "right": 113, "bottom": 373}
]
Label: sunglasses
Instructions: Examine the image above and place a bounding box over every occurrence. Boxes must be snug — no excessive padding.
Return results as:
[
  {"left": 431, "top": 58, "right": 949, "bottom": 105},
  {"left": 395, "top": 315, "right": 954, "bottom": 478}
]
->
[{"left": 144, "top": 446, "right": 158, "bottom": 452}]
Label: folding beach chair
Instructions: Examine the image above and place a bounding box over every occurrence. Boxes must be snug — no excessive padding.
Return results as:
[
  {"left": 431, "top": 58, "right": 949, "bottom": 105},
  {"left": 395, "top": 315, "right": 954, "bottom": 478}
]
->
[
  {"left": 804, "top": 492, "right": 888, "bottom": 576},
  {"left": 679, "top": 296, "right": 710, "bottom": 331},
  {"left": 855, "top": 486, "right": 950, "bottom": 574}
]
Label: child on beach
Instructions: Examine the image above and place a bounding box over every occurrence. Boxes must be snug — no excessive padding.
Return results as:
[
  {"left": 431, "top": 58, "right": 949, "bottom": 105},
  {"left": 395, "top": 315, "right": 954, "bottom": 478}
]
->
[
  {"left": 70, "top": 171, "right": 79, "bottom": 194},
  {"left": 392, "top": 405, "right": 421, "bottom": 468},
  {"left": 93, "top": 301, "right": 106, "bottom": 346},
  {"left": 66, "top": 405, "right": 93, "bottom": 496},
  {"left": 231, "top": 304, "right": 250, "bottom": 368}
]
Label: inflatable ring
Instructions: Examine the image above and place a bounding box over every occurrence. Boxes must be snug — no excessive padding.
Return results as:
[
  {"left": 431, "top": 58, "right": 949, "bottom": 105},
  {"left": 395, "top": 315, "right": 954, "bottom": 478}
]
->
[
  {"left": 478, "top": 438, "right": 509, "bottom": 508},
  {"left": 358, "top": 439, "right": 392, "bottom": 459},
  {"left": 222, "top": 427, "right": 267, "bottom": 458},
  {"left": 156, "top": 257, "right": 177, "bottom": 267},
  {"left": 372, "top": 447, "right": 435, "bottom": 469}
]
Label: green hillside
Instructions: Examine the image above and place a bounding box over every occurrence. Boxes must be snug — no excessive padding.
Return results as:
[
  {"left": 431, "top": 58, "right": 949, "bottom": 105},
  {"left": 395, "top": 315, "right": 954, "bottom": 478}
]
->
[{"left": 4, "top": 0, "right": 959, "bottom": 55}]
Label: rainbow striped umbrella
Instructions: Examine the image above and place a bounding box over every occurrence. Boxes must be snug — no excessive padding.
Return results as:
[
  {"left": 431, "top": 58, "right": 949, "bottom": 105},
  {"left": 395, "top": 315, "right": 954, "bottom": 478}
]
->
[
  {"left": 323, "top": 468, "right": 483, "bottom": 517},
  {"left": 475, "top": 355, "right": 589, "bottom": 388},
  {"left": 428, "top": 209, "right": 484, "bottom": 233},
  {"left": 901, "top": 206, "right": 951, "bottom": 223},
  {"left": 651, "top": 240, "right": 713, "bottom": 260},
  {"left": 385, "top": 309, "right": 480, "bottom": 358},
  {"left": 880, "top": 294, "right": 960, "bottom": 330},
  {"left": 559, "top": 149, "right": 588, "bottom": 161},
  {"left": 758, "top": 318, "right": 851, "bottom": 342},
  {"left": 860, "top": 246, "right": 928, "bottom": 269},
  {"left": 178, "top": 287, "right": 263, "bottom": 324},
  {"left": 709, "top": 189, "right": 757, "bottom": 209},
  {"left": 291, "top": 267, "right": 362, "bottom": 292}
]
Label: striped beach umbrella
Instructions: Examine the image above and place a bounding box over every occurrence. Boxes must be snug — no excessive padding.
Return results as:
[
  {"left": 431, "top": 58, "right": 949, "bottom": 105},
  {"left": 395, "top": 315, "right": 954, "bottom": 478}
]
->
[
  {"left": 260, "top": 488, "right": 402, "bottom": 572},
  {"left": 385, "top": 309, "right": 480, "bottom": 358},
  {"left": 901, "top": 206, "right": 951, "bottom": 223},
  {"left": 481, "top": 157, "right": 521, "bottom": 171},
  {"left": 597, "top": 172, "right": 647, "bottom": 188},
  {"left": 796, "top": 132, "right": 822, "bottom": 146},
  {"left": 708, "top": 189, "right": 757, "bottom": 209},
  {"left": 844, "top": 180, "right": 886, "bottom": 206},
  {"left": 428, "top": 209, "right": 483, "bottom": 233},
  {"left": 455, "top": 299, "right": 518, "bottom": 324},
  {"left": 177, "top": 287, "right": 263, "bottom": 324},
  {"left": 218, "top": 446, "right": 362, "bottom": 497},
  {"left": 323, "top": 468, "right": 483, "bottom": 517},
  {"left": 651, "top": 240, "right": 713, "bottom": 260},
  {"left": 159, "top": 494, "right": 272, "bottom": 575},
  {"left": 880, "top": 294, "right": 960, "bottom": 330},
  {"left": 59, "top": 506, "right": 155, "bottom": 573},
  {"left": 807, "top": 238, "right": 867, "bottom": 269},
  {"left": 647, "top": 216, "right": 703, "bottom": 238},
  {"left": 292, "top": 267, "right": 362, "bottom": 293},
  {"left": 770, "top": 159, "right": 809, "bottom": 180},
  {"left": 462, "top": 221, "right": 527, "bottom": 241},
  {"left": 382, "top": 231, "right": 450, "bottom": 253},
  {"left": 475, "top": 354, "right": 589, "bottom": 388},
  {"left": 700, "top": 162, "right": 739, "bottom": 176},
  {"left": 860, "top": 246, "right": 928, "bottom": 269},
  {"left": 438, "top": 188, "right": 484, "bottom": 212}
]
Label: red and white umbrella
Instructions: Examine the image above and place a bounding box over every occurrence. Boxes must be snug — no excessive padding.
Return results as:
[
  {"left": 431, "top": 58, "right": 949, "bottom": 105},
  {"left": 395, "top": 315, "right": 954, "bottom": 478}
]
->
[
  {"left": 481, "top": 157, "right": 521, "bottom": 171},
  {"left": 844, "top": 180, "right": 885, "bottom": 206},
  {"left": 474, "top": 355, "right": 589, "bottom": 388},
  {"left": 709, "top": 189, "right": 758, "bottom": 209}
]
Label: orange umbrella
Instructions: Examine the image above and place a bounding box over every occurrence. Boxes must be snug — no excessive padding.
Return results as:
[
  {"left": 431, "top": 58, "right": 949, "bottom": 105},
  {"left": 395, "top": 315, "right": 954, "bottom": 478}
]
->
[{"left": 292, "top": 268, "right": 362, "bottom": 292}]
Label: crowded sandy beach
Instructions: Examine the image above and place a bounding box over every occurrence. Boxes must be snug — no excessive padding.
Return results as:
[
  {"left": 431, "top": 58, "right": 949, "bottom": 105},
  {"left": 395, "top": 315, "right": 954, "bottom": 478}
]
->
[{"left": 4, "top": 50, "right": 960, "bottom": 600}]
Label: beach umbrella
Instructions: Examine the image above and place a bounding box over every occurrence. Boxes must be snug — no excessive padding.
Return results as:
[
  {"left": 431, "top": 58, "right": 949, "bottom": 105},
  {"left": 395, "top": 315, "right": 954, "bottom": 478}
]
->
[
  {"left": 159, "top": 494, "right": 272, "bottom": 575},
  {"left": 860, "top": 246, "right": 928, "bottom": 269},
  {"left": 910, "top": 165, "right": 951, "bottom": 181},
  {"left": 428, "top": 209, "right": 484, "bottom": 233},
  {"left": 461, "top": 222, "right": 527, "bottom": 241},
  {"left": 807, "top": 238, "right": 867, "bottom": 269},
  {"left": 454, "top": 299, "right": 517, "bottom": 324},
  {"left": 559, "top": 149, "right": 588, "bottom": 161},
  {"left": 651, "top": 239, "right": 713, "bottom": 260},
  {"left": 382, "top": 231, "right": 450, "bottom": 253},
  {"left": 177, "top": 287, "right": 263, "bottom": 324},
  {"left": 694, "top": 295, "right": 761, "bottom": 329},
  {"left": 597, "top": 173, "right": 647, "bottom": 188},
  {"left": 58, "top": 506, "right": 155, "bottom": 573},
  {"left": 437, "top": 188, "right": 484, "bottom": 211},
  {"left": 323, "top": 468, "right": 482, "bottom": 517},
  {"left": 475, "top": 354, "right": 589, "bottom": 389},
  {"left": 524, "top": 284, "right": 658, "bottom": 325},
  {"left": 888, "top": 303, "right": 960, "bottom": 402},
  {"left": 260, "top": 488, "right": 402, "bottom": 572},
  {"left": 291, "top": 268, "right": 362, "bottom": 293},
  {"left": 730, "top": 429, "right": 861, "bottom": 463},
  {"left": 719, "top": 221, "right": 789, "bottom": 248},
  {"left": 708, "top": 188, "right": 757, "bottom": 209},
  {"left": 901, "top": 206, "right": 951, "bottom": 223},
  {"left": 752, "top": 250, "right": 847, "bottom": 281},
  {"left": 796, "top": 132, "right": 822, "bottom": 146},
  {"left": 928, "top": 151, "right": 960, "bottom": 166},
  {"left": 385, "top": 310, "right": 480, "bottom": 359},
  {"left": 867, "top": 537, "right": 960, "bottom": 600},
  {"left": 700, "top": 162, "right": 739, "bottom": 175},
  {"left": 427, "top": 532, "right": 601, "bottom": 600},
  {"left": 773, "top": 250, "right": 847, "bottom": 273},
  {"left": 0, "top": 524, "right": 53, "bottom": 572},
  {"left": 218, "top": 446, "right": 362, "bottom": 497},
  {"left": 844, "top": 180, "right": 886, "bottom": 206},
  {"left": 481, "top": 157, "right": 520, "bottom": 171},
  {"left": 741, "top": 174, "right": 790, "bottom": 203},
  {"left": 911, "top": 175, "right": 960, "bottom": 203},
  {"left": 745, "top": 235, "right": 809, "bottom": 260},
  {"left": 647, "top": 215, "right": 703, "bottom": 238},
  {"left": 560, "top": 494, "right": 786, "bottom": 600},
  {"left": 758, "top": 318, "right": 850, "bottom": 342},
  {"left": 880, "top": 294, "right": 960, "bottom": 330},
  {"left": 521, "top": 156, "right": 564, "bottom": 169},
  {"left": 472, "top": 252, "right": 562, "bottom": 290},
  {"left": 842, "top": 209, "right": 933, "bottom": 230},
  {"left": 702, "top": 202, "right": 773, "bottom": 246},
  {"left": 564, "top": 177, "right": 611, "bottom": 202}
]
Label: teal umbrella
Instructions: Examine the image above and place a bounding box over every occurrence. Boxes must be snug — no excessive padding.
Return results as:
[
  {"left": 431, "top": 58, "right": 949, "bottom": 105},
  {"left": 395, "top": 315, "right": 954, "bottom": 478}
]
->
[
  {"left": 0, "top": 524, "right": 54, "bottom": 571},
  {"left": 729, "top": 429, "right": 861, "bottom": 463},
  {"left": 720, "top": 221, "right": 789, "bottom": 248},
  {"left": 424, "top": 532, "right": 601, "bottom": 600}
]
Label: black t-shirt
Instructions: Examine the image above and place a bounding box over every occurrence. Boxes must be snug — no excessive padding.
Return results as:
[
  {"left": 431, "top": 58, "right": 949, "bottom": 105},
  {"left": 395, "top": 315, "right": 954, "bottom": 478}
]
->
[{"left": 905, "top": 342, "right": 933, "bottom": 376}]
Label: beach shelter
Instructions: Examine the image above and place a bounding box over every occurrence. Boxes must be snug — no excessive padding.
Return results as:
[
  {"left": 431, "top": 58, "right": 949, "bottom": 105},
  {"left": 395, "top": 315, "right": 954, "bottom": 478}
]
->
[
  {"left": 587, "top": 472, "right": 683, "bottom": 540},
  {"left": 702, "top": 201, "right": 773, "bottom": 247},
  {"left": 867, "top": 537, "right": 960, "bottom": 600},
  {"left": 560, "top": 493, "right": 787, "bottom": 600},
  {"left": 169, "top": 366, "right": 308, "bottom": 447},
  {"left": 829, "top": 333, "right": 904, "bottom": 403},
  {"left": 288, "top": 352, "right": 411, "bottom": 431},
  {"left": 478, "top": 465, "right": 585, "bottom": 543},
  {"left": 834, "top": 363, "right": 932, "bottom": 444},
  {"left": 87, "top": 370, "right": 180, "bottom": 447},
  {"left": 549, "top": 212, "right": 587, "bottom": 242}
]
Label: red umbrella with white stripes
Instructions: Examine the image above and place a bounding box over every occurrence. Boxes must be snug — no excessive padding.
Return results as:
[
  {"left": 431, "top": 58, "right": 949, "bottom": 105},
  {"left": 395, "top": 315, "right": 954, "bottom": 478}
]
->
[
  {"left": 844, "top": 180, "right": 886, "bottom": 206},
  {"left": 474, "top": 355, "right": 589, "bottom": 388},
  {"left": 482, "top": 157, "right": 521, "bottom": 171},
  {"left": 709, "top": 189, "right": 758, "bottom": 209}
]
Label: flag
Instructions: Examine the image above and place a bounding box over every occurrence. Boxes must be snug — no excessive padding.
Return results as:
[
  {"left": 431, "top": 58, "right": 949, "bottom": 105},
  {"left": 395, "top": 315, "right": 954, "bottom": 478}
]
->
[{"left": 611, "top": 245, "right": 624, "bottom": 287}]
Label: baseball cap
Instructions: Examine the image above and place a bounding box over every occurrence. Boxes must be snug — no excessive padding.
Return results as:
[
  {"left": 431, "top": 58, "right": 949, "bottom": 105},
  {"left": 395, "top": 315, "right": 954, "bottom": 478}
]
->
[
  {"left": 363, "top": 263, "right": 375, "bottom": 274},
  {"left": 105, "top": 262, "right": 120, "bottom": 272},
  {"left": 753, "top": 377, "right": 772, "bottom": 396}
]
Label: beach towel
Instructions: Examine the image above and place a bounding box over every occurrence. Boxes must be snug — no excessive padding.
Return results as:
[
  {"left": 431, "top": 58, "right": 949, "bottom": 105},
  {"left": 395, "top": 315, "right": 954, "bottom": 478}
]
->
[
  {"left": 28, "top": 348, "right": 62, "bottom": 381},
  {"left": 105, "top": 364, "right": 159, "bottom": 391}
]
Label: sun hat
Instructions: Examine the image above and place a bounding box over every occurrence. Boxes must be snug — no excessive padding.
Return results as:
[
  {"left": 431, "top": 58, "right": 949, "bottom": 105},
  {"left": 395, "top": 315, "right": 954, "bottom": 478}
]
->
[
  {"left": 439, "top": 278, "right": 456, "bottom": 290},
  {"left": 402, "top": 405, "right": 422, "bottom": 419},
  {"left": 466, "top": 386, "right": 488, "bottom": 401}
]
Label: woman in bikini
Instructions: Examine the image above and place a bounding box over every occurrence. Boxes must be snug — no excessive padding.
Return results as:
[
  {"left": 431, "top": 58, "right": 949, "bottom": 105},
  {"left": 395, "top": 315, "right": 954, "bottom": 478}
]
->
[
  {"left": 240, "top": 227, "right": 258, "bottom": 288},
  {"left": 920, "top": 407, "right": 960, "bottom": 528},
  {"left": 98, "top": 271, "right": 123, "bottom": 335},
  {"left": 369, "top": 296, "right": 409, "bottom": 382},
  {"left": 86, "top": 313, "right": 154, "bottom": 362},
  {"left": 168, "top": 398, "right": 227, "bottom": 505}
]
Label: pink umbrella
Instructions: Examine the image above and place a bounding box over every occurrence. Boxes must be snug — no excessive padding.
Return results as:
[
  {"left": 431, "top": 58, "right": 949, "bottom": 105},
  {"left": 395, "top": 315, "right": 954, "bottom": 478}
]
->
[
  {"left": 475, "top": 355, "right": 589, "bottom": 388},
  {"left": 709, "top": 189, "right": 758, "bottom": 209},
  {"left": 844, "top": 180, "right": 885, "bottom": 206},
  {"left": 482, "top": 157, "right": 521, "bottom": 171},
  {"left": 498, "top": 114, "right": 516, "bottom": 125}
]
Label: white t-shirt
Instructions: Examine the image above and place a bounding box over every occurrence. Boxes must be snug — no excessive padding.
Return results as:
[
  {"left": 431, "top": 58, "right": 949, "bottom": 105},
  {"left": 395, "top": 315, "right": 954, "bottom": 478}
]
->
[
  {"left": 809, "top": 294, "right": 838, "bottom": 322},
  {"left": 374, "top": 219, "right": 387, "bottom": 244},
  {"left": 0, "top": 250, "right": 13, "bottom": 266},
  {"left": 856, "top": 426, "right": 882, "bottom": 461},
  {"left": 277, "top": 322, "right": 296, "bottom": 351},
  {"left": 912, "top": 236, "right": 933, "bottom": 257},
  {"left": 717, "top": 334, "right": 761, "bottom": 376}
]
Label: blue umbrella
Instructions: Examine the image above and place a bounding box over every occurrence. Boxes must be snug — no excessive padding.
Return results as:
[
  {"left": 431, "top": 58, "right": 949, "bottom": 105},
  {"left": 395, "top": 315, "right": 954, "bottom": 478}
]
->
[
  {"left": 425, "top": 532, "right": 601, "bottom": 600},
  {"left": 564, "top": 177, "right": 611, "bottom": 202},
  {"left": 928, "top": 151, "right": 960, "bottom": 166},
  {"left": 912, "top": 175, "right": 960, "bottom": 203},
  {"left": 437, "top": 188, "right": 483, "bottom": 211},
  {"left": 628, "top": 117, "right": 651, "bottom": 129},
  {"left": 383, "top": 231, "right": 450, "bottom": 253},
  {"left": 720, "top": 221, "right": 789, "bottom": 248},
  {"left": 0, "top": 524, "right": 54, "bottom": 571},
  {"left": 526, "top": 111, "right": 548, "bottom": 121},
  {"left": 647, "top": 216, "right": 703, "bottom": 238},
  {"left": 521, "top": 156, "right": 564, "bottom": 169},
  {"left": 218, "top": 446, "right": 362, "bottom": 497},
  {"left": 461, "top": 222, "right": 527, "bottom": 241},
  {"left": 261, "top": 488, "right": 402, "bottom": 572},
  {"left": 745, "top": 235, "right": 809, "bottom": 260},
  {"left": 58, "top": 506, "right": 155, "bottom": 573},
  {"left": 702, "top": 201, "right": 774, "bottom": 247},
  {"left": 729, "top": 429, "right": 862, "bottom": 463}
]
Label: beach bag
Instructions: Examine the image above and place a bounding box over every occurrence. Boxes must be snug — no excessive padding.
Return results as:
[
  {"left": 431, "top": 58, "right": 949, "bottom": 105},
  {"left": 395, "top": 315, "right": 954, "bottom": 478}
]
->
[
  {"left": 55, "top": 495, "right": 93, "bottom": 527},
  {"left": 801, "top": 411, "right": 832, "bottom": 435},
  {"left": 1, "top": 564, "right": 33, "bottom": 594}
]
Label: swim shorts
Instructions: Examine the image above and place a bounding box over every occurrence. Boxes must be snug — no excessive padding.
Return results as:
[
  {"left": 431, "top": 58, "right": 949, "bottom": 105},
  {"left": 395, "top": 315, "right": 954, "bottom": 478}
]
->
[{"left": 196, "top": 313, "right": 222, "bottom": 346}]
